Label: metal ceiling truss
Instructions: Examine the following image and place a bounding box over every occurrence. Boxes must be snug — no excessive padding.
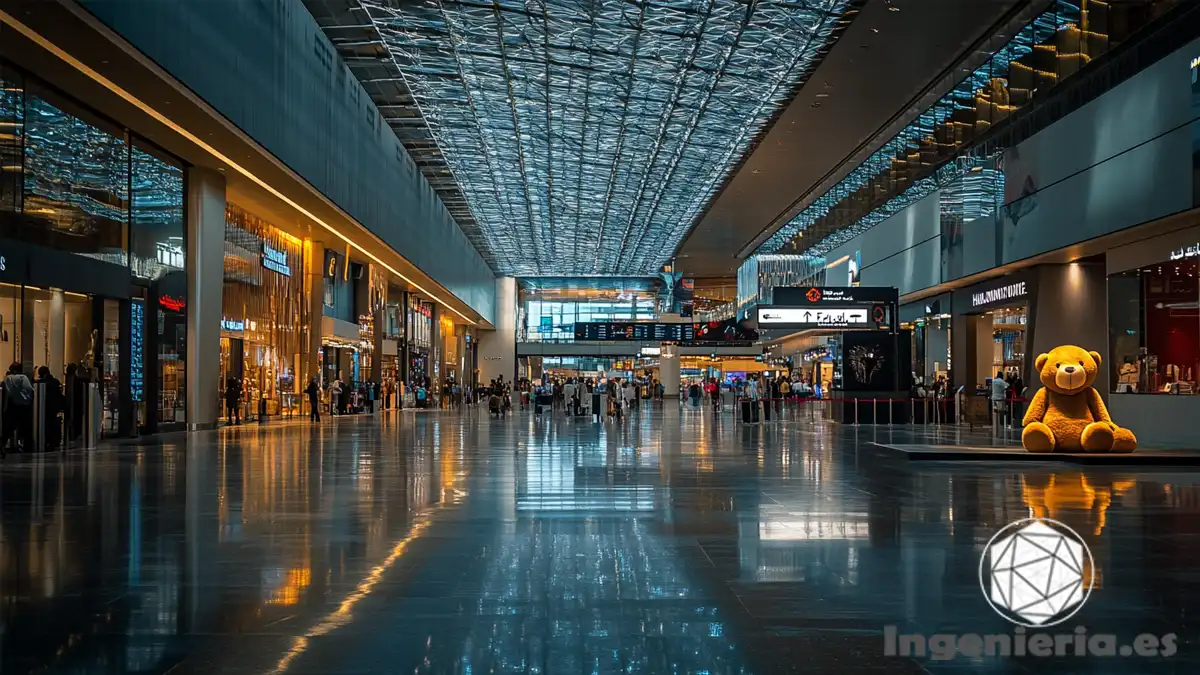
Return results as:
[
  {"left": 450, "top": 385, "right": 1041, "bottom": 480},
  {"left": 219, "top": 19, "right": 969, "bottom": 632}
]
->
[{"left": 310, "top": 0, "right": 859, "bottom": 275}]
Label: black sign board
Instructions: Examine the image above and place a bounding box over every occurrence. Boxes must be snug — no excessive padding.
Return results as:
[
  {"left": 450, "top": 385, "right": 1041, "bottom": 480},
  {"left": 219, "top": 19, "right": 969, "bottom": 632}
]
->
[
  {"left": 772, "top": 286, "right": 899, "bottom": 306},
  {"left": 574, "top": 322, "right": 696, "bottom": 342},
  {"left": 692, "top": 318, "right": 758, "bottom": 342}
]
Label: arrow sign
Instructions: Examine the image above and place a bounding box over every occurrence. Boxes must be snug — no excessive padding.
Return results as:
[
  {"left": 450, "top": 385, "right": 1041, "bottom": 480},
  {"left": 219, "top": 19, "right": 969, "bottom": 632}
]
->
[{"left": 757, "top": 306, "right": 872, "bottom": 327}]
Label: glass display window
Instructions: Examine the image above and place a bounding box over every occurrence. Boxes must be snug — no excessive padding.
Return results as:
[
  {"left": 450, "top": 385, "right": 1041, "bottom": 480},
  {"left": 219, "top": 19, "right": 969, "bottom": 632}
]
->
[{"left": 1109, "top": 258, "right": 1200, "bottom": 394}]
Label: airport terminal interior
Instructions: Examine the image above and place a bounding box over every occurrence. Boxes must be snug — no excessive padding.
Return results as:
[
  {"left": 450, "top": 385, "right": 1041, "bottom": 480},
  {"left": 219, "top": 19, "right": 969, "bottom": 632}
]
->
[{"left": 2, "top": 0, "right": 1200, "bottom": 672}]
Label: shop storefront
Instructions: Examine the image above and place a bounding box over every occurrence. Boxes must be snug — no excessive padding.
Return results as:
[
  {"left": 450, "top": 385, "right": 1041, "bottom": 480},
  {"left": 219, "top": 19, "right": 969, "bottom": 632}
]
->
[
  {"left": 951, "top": 273, "right": 1033, "bottom": 392},
  {"left": 1107, "top": 224, "right": 1200, "bottom": 447},
  {"left": 900, "top": 295, "right": 951, "bottom": 388},
  {"left": 379, "top": 292, "right": 404, "bottom": 403},
  {"left": 320, "top": 249, "right": 358, "bottom": 387},
  {"left": 405, "top": 295, "right": 433, "bottom": 387},
  {"left": 1, "top": 59, "right": 187, "bottom": 436},
  {"left": 220, "top": 203, "right": 310, "bottom": 420}
]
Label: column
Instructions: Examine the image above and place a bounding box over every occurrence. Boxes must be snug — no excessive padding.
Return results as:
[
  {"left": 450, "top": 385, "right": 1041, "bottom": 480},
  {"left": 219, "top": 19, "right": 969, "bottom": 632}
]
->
[
  {"left": 48, "top": 290, "right": 64, "bottom": 377},
  {"left": 305, "top": 240, "right": 325, "bottom": 385},
  {"left": 478, "top": 276, "right": 516, "bottom": 384},
  {"left": 185, "top": 167, "right": 226, "bottom": 431},
  {"left": 660, "top": 343, "right": 680, "bottom": 398},
  {"left": 431, "top": 303, "right": 442, "bottom": 396}
]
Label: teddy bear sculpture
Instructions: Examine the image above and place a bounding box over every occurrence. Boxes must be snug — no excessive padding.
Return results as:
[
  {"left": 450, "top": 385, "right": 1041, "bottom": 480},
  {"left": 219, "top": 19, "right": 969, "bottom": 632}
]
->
[{"left": 1021, "top": 345, "right": 1137, "bottom": 453}]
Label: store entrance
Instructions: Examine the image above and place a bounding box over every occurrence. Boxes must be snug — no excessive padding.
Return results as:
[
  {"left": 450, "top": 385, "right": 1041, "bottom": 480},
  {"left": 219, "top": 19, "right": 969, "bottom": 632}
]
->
[
  {"left": 0, "top": 283, "right": 123, "bottom": 435},
  {"left": 219, "top": 337, "right": 246, "bottom": 421},
  {"left": 964, "top": 304, "right": 1027, "bottom": 394}
]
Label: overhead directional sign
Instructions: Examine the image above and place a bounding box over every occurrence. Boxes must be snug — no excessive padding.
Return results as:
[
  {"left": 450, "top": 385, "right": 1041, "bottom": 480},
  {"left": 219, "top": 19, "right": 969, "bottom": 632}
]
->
[{"left": 757, "top": 306, "right": 878, "bottom": 328}]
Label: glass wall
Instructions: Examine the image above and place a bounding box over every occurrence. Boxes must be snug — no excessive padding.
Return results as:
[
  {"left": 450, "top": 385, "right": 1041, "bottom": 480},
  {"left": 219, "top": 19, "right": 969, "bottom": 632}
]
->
[
  {"left": 520, "top": 299, "right": 657, "bottom": 341},
  {"left": 131, "top": 147, "right": 185, "bottom": 280},
  {"left": 0, "top": 58, "right": 187, "bottom": 434},
  {"left": 221, "top": 203, "right": 309, "bottom": 417},
  {"left": 768, "top": 0, "right": 1182, "bottom": 254},
  {"left": 21, "top": 90, "right": 129, "bottom": 264},
  {"left": 1109, "top": 257, "right": 1200, "bottom": 395}
]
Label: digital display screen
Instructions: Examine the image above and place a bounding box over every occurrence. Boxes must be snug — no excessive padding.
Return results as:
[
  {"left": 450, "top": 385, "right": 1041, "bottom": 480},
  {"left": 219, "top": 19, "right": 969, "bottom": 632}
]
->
[{"left": 574, "top": 322, "right": 697, "bottom": 342}]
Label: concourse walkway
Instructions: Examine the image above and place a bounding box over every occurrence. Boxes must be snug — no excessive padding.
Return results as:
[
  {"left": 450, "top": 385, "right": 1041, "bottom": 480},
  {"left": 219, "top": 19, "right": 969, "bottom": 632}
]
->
[{"left": 0, "top": 408, "right": 1195, "bottom": 674}]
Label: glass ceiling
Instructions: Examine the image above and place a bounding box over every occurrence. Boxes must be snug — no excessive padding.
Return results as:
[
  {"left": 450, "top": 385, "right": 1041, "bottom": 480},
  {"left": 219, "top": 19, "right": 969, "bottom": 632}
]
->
[{"left": 361, "top": 0, "right": 858, "bottom": 275}]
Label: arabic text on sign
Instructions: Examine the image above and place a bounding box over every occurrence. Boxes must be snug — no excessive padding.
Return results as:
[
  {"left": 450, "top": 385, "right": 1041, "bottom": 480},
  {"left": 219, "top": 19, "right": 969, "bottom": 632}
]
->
[{"left": 1170, "top": 244, "right": 1200, "bottom": 261}]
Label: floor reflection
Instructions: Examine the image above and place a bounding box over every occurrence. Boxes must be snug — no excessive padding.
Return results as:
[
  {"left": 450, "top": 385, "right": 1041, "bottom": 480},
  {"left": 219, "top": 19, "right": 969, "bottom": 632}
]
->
[{"left": 1, "top": 409, "right": 1198, "bottom": 673}]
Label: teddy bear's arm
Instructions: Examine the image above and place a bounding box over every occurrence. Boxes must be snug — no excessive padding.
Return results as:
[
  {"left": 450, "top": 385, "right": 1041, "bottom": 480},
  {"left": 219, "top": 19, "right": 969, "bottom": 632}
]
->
[
  {"left": 1086, "top": 387, "right": 1115, "bottom": 426},
  {"left": 1022, "top": 387, "right": 1048, "bottom": 426}
]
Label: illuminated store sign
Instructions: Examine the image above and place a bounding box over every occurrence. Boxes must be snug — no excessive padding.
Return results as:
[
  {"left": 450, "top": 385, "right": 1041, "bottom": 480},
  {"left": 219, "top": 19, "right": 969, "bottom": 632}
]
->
[
  {"left": 159, "top": 295, "right": 186, "bottom": 312},
  {"left": 1169, "top": 244, "right": 1200, "bottom": 261},
  {"left": 262, "top": 243, "right": 291, "bottom": 276},
  {"left": 972, "top": 281, "right": 1026, "bottom": 308},
  {"left": 221, "top": 318, "right": 245, "bottom": 332},
  {"left": 0, "top": 254, "right": 8, "bottom": 272}
]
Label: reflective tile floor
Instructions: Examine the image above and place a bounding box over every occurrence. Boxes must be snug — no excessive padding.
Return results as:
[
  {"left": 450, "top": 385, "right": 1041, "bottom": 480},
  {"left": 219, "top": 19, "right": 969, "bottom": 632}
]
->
[{"left": 1, "top": 405, "right": 1197, "bottom": 674}]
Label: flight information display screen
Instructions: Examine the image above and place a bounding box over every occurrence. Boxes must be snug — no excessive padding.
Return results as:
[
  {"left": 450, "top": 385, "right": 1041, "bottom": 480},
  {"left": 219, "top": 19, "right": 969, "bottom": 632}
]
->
[{"left": 574, "top": 322, "right": 697, "bottom": 342}]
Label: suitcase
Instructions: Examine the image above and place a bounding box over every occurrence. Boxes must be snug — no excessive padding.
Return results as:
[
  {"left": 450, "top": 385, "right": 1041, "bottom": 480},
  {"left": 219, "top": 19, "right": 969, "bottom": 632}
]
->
[{"left": 740, "top": 399, "right": 752, "bottom": 422}]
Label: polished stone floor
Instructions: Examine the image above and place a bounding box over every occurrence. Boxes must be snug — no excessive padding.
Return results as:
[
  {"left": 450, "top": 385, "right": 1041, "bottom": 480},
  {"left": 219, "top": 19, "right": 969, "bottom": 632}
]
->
[{"left": 1, "top": 404, "right": 1197, "bottom": 674}]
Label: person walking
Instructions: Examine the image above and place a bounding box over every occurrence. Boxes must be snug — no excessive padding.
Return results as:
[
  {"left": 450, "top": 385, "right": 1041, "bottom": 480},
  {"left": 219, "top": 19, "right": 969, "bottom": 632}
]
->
[
  {"left": 305, "top": 376, "right": 321, "bottom": 422},
  {"left": 224, "top": 375, "right": 242, "bottom": 426},
  {"left": 746, "top": 376, "right": 761, "bottom": 424},
  {"left": 2, "top": 363, "right": 33, "bottom": 454},
  {"left": 705, "top": 378, "right": 720, "bottom": 412}
]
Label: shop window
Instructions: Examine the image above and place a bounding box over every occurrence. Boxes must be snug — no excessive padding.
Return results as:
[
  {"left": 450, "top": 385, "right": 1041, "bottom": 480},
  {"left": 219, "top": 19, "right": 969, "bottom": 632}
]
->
[
  {"left": 19, "top": 91, "right": 129, "bottom": 265},
  {"left": 1109, "top": 259, "right": 1200, "bottom": 394},
  {"left": 0, "top": 283, "right": 19, "bottom": 368}
]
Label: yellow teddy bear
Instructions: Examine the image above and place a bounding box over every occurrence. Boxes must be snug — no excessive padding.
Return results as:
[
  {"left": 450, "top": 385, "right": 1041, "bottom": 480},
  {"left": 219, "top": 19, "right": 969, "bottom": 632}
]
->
[{"left": 1021, "top": 345, "right": 1137, "bottom": 453}]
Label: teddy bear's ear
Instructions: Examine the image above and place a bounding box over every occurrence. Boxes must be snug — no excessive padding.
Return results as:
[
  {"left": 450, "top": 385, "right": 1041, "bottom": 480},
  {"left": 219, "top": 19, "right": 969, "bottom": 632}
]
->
[
  {"left": 1035, "top": 353, "right": 1049, "bottom": 371},
  {"left": 1089, "top": 350, "right": 1102, "bottom": 367}
]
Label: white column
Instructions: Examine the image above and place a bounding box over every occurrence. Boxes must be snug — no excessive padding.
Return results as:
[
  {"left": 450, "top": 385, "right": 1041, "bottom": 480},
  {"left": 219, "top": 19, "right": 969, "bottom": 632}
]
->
[
  {"left": 478, "top": 276, "right": 516, "bottom": 384},
  {"left": 185, "top": 167, "right": 226, "bottom": 431},
  {"left": 659, "top": 343, "right": 680, "bottom": 398}
]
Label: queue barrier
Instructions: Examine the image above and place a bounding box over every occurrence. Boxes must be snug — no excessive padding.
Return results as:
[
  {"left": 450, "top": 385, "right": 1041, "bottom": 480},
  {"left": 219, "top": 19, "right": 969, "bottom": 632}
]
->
[{"left": 726, "top": 395, "right": 1030, "bottom": 428}]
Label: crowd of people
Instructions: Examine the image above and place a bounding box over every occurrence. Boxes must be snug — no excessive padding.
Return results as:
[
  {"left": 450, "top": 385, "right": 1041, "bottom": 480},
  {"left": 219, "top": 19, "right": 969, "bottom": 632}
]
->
[{"left": 2, "top": 361, "right": 85, "bottom": 455}]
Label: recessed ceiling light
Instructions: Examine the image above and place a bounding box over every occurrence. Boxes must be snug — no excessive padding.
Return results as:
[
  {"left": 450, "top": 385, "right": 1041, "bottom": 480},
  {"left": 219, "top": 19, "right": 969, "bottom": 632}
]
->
[{"left": 888, "top": 5, "right": 900, "bottom": 11}]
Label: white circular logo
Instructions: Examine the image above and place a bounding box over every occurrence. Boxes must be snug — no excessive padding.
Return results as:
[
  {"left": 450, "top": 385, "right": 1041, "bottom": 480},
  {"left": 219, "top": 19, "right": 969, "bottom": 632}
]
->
[{"left": 978, "top": 517, "right": 1094, "bottom": 627}]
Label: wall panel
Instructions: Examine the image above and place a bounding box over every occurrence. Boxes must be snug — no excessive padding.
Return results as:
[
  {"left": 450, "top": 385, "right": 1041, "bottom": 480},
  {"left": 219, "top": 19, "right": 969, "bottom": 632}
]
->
[{"left": 78, "top": 0, "right": 496, "bottom": 322}]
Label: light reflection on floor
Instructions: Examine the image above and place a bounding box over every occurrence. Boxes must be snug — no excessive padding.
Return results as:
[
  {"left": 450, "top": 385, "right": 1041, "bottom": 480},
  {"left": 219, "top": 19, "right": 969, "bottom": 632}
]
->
[{"left": 0, "top": 406, "right": 1197, "bottom": 674}]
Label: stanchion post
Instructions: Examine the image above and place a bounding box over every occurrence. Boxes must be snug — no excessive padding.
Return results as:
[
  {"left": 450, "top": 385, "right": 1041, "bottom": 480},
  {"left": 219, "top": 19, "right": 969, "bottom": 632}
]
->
[{"left": 872, "top": 398, "right": 877, "bottom": 426}]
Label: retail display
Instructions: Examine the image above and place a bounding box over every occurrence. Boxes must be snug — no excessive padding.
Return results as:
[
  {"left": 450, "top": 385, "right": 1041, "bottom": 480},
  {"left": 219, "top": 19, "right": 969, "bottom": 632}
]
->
[{"left": 1021, "top": 345, "right": 1137, "bottom": 453}]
